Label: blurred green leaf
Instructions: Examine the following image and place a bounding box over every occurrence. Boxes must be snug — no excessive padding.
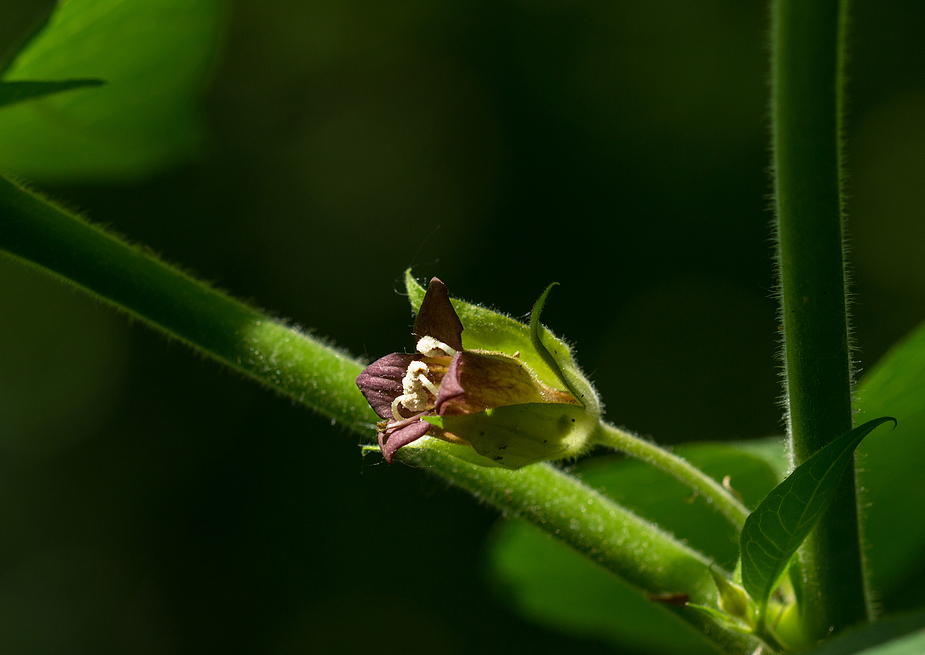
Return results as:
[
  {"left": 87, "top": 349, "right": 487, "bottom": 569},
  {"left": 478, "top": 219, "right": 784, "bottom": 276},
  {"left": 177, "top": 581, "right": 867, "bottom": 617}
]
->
[
  {"left": 0, "top": 0, "right": 223, "bottom": 182},
  {"left": 803, "top": 609, "right": 925, "bottom": 655},
  {"left": 490, "top": 521, "right": 720, "bottom": 655},
  {"left": 488, "top": 442, "right": 781, "bottom": 654},
  {"left": 740, "top": 418, "right": 895, "bottom": 619},
  {"left": 580, "top": 443, "right": 780, "bottom": 567},
  {"left": 0, "top": 79, "right": 104, "bottom": 108},
  {"left": 0, "top": 1, "right": 56, "bottom": 76},
  {"left": 855, "top": 319, "right": 925, "bottom": 608},
  {"left": 728, "top": 438, "right": 790, "bottom": 481}
]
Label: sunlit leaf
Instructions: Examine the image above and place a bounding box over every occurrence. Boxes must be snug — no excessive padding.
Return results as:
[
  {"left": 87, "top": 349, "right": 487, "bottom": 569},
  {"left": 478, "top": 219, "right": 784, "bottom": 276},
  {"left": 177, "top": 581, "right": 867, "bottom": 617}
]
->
[
  {"left": 0, "top": 0, "right": 223, "bottom": 181},
  {"left": 739, "top": 418, "right": 896, "bottom": 618}
]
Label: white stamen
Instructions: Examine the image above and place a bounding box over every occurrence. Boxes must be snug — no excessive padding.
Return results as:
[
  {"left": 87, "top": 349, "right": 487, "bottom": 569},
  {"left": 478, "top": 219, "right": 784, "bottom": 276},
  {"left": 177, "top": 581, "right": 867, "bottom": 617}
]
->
[
  {"left": 391, "top": 397, "right": 408, "bottom": 421},
  {"left": 416, "top": 336, "right": 457, "bottom": 358},
  {"left": 391, "top": 360, "right": 438, "bottom": 421}
]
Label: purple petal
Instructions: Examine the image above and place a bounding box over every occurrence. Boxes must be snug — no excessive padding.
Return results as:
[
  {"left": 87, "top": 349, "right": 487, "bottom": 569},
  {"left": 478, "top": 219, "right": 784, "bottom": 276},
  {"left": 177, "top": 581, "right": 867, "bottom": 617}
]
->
[
  {"left": 356, "top": 353, "right": 419, "bottom": 420},
  {"left": 379, "top": 420, "right": 432, "bottom": 464},
  {"left": 434, "top": 351, "right": 547, "bottom": 416},
  {"left": 413, "top": 278, "right": 464, "bottom": 352},
  {"left": 434, "top": 352, "right": 466, "bottom": 415}
]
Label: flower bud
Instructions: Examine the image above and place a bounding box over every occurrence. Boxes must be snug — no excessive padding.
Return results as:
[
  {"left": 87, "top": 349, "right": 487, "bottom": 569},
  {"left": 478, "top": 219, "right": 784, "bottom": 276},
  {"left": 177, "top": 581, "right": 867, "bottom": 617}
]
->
[
  {"left": 355, "top": 274, "right": 602, "bottom": 468},
  {"left": 709, "top": 568, "right": 754, "bottom": 627}
]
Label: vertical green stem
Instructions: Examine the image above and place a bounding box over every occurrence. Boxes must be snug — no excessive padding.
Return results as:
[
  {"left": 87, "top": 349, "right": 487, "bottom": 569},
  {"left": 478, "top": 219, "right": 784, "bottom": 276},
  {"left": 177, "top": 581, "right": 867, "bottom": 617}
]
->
[{"left": 771, "top": 0, "right": 868, "bottom": 637}]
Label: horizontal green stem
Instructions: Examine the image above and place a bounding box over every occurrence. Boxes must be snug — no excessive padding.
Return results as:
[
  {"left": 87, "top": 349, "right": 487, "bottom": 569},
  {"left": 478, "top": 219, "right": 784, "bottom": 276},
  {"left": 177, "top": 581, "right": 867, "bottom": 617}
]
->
[
  {"left": 0, "top": 175, "right": 369, "bottom": 430},
  {"left": 406, "top": 440, "right": 756, "bottom": 655},
  {"left": 0, "top": 175, "right": 755, "bottom": 653},
  {"left": 593, "top": 423, "right": 750, "bottom": 531}
]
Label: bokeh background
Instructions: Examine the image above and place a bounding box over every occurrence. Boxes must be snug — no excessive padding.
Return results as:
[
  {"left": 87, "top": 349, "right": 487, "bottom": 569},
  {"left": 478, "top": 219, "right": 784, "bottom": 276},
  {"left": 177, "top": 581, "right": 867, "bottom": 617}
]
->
[{"left": 1, "top": 0, "right": 924, "bottom": 652}]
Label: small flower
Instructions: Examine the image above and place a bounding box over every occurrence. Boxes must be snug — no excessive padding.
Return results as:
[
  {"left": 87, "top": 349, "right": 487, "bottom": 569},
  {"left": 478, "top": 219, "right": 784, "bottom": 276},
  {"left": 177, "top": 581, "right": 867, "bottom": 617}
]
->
[{"left": 355, "top": 277, "right": 600, "bottom": 468}]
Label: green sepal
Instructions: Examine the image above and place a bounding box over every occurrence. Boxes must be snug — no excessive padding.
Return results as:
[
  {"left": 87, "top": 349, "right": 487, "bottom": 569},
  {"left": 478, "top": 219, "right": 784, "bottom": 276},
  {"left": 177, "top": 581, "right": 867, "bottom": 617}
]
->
[
  {"left": 434, "top": 403, "right": 596, "bottom": 470},
  {"left": 405, "top": 270, "right": 601, "bottom": 417},
  {"left": 421, "top": 415, "right": 446, "bottom": 435},
  {"left": 689, "top": 601, "right": 789, "bottom": 653},
  {"left": 685, "top": 603, "right": 753, "bottom": 636},
  {"left": 405, "top": 270, "right": 559, "bottom": 390},
  {"left": 529, "top": 283, "right": 601, "bottom": 415},
  {"left": 708, "top": 568, "right": 753, "bottom": 627},
  {"left": 411, "top": 433, "right": 505, "bottom": 469}
]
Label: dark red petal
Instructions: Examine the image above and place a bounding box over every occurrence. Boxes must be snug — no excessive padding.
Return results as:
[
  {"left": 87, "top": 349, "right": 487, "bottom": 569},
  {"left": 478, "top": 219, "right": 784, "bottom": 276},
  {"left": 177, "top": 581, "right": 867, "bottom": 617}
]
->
[
  {"left": 379, "top": 420, "right": 432, "bottom": 464},
  {"left": 413, "top": 277, "right": 464, "bottom": 352},
  {"left": 355, "top": 353, "right": 419, "bottom": 420},
  {"left": 434, "top": 352, "right": 467, "bottom": 415},
  {"left": 434, "top": 351, "right": 548, "bottom": 416}
]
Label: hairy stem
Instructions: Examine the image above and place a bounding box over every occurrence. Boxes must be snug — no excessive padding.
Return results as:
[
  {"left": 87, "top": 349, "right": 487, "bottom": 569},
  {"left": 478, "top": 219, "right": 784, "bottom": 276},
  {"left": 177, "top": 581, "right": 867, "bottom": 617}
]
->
[
  {"left": 593, "top": 422, "right": 750, "bottom": 531},
  {"left": 0, "top": 175, "right": 754, "bottom": 653},
  {"left": 407, "top": 439, "right": 756, "bottom": 655},
  {"left": 0, "top": 175, "right": 367, "bottom": 429},
  {"left": 770, "top": 0, "right": 867, "bottom": 636}
]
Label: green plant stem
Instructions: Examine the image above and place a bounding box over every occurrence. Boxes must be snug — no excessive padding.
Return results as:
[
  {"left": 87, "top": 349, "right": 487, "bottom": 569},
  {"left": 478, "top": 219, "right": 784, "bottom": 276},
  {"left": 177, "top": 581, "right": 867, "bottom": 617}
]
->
[
  {"left": 0, "top": 175, "right": 755, "bottom": 653},
  {"left": 771, "top": 0, "right": 867, "bottom": 637},
  {"left": 0, "top": 175, "right": 367, "bottom": 430},
  {"left": 754, "top": 625, "right": 785, "bottom": 654},
  {"left": 408, "top": 440, "right": 757, "bottom": 655},
  {"left": 593, "top": 422, "right": 750, "bottom": 531}
]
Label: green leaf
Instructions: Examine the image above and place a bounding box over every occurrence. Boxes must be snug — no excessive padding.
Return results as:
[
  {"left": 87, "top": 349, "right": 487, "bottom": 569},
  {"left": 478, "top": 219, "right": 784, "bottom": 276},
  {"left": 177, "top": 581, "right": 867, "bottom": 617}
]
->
[
  {"left": 855, "top": 319, "right": 925, "bottom": 608},
  {"left": 488, "top": 442, "right": 780, "bottom": 653},
  {"left": 801, "top": 609, "right": 925, "bottom": 655},
  {"left": 490, "top": 521, "right": 720, "bottom": 655},
  {"left": 0, "top": 0, "right": 223, "bottom": 182},
  {"left": 728, "top": 438, "right": 789, "bottom": 482},
  {"left": 740, "top": 417, "right": 896, "bottom": 619},
  {"left": 0, "top": 79, "right": 104, "bottom": 109}
]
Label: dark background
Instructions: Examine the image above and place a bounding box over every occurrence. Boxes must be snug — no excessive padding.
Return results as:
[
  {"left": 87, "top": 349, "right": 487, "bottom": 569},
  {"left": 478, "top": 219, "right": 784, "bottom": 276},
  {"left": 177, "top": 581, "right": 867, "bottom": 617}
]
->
[{"left": 1, "top": 0, "right": 924, "bottom": 652}]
